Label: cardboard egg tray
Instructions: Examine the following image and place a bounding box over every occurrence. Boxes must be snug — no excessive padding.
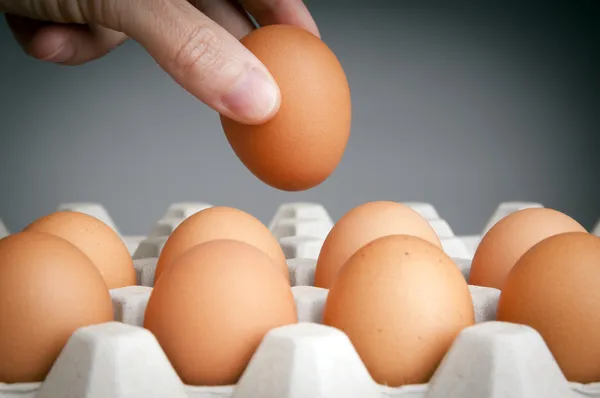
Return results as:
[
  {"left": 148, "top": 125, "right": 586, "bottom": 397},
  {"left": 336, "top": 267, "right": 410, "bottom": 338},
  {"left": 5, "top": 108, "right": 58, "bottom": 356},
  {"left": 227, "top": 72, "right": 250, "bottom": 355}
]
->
[{"left": 1, "top": 201, "right": 600, "bottom": 398}]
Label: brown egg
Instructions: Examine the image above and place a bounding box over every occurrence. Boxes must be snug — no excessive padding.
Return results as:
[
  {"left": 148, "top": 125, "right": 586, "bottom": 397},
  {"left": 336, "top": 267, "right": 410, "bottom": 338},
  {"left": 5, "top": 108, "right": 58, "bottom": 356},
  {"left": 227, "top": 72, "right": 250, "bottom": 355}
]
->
[
  {"left": 314, "top": 201, "right": 442, "bottom": 289},
  {"left": 154, "top": 206, "right": 288, "bottom": 283},
  {"left": 24, "top": 211, "right": 136, "bottom": 289},
  {"left": 497, "top": 232, "right": 600, "bottom": 383},
  {"left": 322, "top": 234, "right": 474, "bottom": 386},
  {"left": 144, "top": 239, "right": 298, "bottom": 386},
  {"left": 468, "top": 208, "right": 586, "bottom": 289},
  {"left": 220, "top": 24, "right": 351, "bottom": 191},
  {"left": 0, "top": 231, "right": 114, "bottom": 383}
]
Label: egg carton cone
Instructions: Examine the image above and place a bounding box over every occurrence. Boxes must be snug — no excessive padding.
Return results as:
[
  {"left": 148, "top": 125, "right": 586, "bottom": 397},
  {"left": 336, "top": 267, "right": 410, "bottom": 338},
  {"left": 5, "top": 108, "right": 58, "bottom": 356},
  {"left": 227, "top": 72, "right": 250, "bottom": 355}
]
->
[
  {"left": 162, "top": 202, "right": 213, "bottom": 220},
  {"left": 122, "top": 235, "right": 146, "bottom": 256},
  {"left": 440, "top": 237, "right": 472, "bottom": 259},
  {"left": 401, "top": 202, "right": 440, "bottom": 220},
  {"left": 147, "top": 202, "right": 214, "bottom": 238},
  {"left": 428, "top": 219, "right": 454, "bottom": 239},
  {"left": 279, "top": 235, "right": 324, "bottom": 260},
  {"left": 147, "top": 217, "right": 185, "bottom": 238},
  {"left": 458, "top": 235, "right": 481, "bottom": 255},
  {"left": 133, "top": 258, "right": 158, "bottom": 287},
  {"left": 0, "top": 219, "right": 9, "bottom": 239},
  {"left": 132, "top": 236, "right": 168, "bottom": 260},
  {"left": 271, "top": 217, "right": 333, "bottom": 241},
  {"left": 120, "top": 200, "right": 533, "bottom": 262},
  {"left": 268, "top": 202, "right": 334, "bottom": 231}
]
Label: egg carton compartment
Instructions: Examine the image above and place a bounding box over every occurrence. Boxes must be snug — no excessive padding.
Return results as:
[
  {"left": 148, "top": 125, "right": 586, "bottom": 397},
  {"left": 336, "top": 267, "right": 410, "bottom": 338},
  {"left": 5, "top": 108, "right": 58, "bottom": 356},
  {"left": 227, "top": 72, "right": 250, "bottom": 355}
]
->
[
  {"left": 6, "top": 200, "right": 597, "bottom": 260},
  {"left": 123, "top": 235, "right": 146, "bottom": 256},
  {"left": 279, "top": 235, "right": 325, "bottom": 260},
  {"left": 440, "top": 237, "right": 472, "bottom": 259},
  {"left": 134, "top": 258, "right": 158, "bottom": 287},
  {"left": 148, "top": 217, "right": 186, "bottom": 238},
  {"left": 457, "top": 235, "right": 481, "bottom": 256},
  {"left": 3, "top": 200, "right": 600, "bottom": 398},
  {"left": 427, "top": 219, "right": 454, "bottom": 238},
  {"left": 147, "top": 202, "right": 213, "bottom": 238},
  {"left": 271, "top": 217, "right": 333, "bottom": 241},
  {"left": 107, "top": 201, "right": 487, "bottom": 262},
  {"left": 268, "top": 203, "right": 334, "bottom": 231},
  {"left": 2, "top": 259, "right": 598, "bottom": 398},
  {"left": 125, "top": 201, "right": 478, "bottom": 263},
  {"left": 128, "top": 256, "right": 500, "bottom": 324},
  {"left": 132, "top": 236, "right": 167, "bottom": 260}
]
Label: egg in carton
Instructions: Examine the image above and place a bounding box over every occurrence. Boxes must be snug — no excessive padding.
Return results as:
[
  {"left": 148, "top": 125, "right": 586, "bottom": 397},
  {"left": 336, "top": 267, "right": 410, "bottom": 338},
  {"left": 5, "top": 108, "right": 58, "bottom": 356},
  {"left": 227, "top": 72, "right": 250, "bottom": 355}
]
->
[{"left": 1, "top": 201, "right": 600, "bottom": 398}]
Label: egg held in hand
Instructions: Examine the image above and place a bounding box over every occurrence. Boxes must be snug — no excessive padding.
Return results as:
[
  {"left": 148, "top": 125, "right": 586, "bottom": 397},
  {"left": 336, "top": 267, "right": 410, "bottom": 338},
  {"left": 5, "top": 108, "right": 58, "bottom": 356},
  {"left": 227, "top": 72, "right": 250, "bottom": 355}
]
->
[{"left": 220, "top": 24, "right": 352, "bottom": 191}]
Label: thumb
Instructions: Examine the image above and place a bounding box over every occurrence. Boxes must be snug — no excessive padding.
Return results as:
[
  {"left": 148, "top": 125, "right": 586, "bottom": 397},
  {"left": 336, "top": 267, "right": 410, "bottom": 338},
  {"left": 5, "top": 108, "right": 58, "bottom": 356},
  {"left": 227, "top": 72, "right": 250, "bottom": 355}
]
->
[{"left": 100, "top": 0, "right": 281, "bottom": 125}]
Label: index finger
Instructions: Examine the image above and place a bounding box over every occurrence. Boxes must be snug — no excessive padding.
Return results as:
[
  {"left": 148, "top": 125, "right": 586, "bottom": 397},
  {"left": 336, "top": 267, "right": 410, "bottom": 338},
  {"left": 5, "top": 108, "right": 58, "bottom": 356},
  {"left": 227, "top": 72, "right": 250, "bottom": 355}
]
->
[
  {"left": 112, "top": 0, "right": 281, "bottom": 125},
  {"left": 239, "top": 0, "right": 320, "bottom": 37}
]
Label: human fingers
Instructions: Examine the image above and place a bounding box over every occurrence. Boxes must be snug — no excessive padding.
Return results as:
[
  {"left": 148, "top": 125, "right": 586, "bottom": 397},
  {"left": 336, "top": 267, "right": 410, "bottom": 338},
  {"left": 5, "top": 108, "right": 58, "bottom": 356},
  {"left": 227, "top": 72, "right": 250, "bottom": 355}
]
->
[
  {"left": 5, "top": 14, "right": 128, "bottom": 65},
  {"left": 4, "top": 0, "right": 253, "bottom": 66},
  {"left": 4, "top": 14, "right": 48, "bottom": 51},
  {"left": 3, "top": 0, "right": 280, "bottom": 124},
  {"left": 113, "top": 0, "right": 280, "bottom": 125},
  {"left": 190, "top": 0, "right": 255, "bottom": 39},
  {"left": 238, "top": 0, "right": 319, "bottom": 37}
]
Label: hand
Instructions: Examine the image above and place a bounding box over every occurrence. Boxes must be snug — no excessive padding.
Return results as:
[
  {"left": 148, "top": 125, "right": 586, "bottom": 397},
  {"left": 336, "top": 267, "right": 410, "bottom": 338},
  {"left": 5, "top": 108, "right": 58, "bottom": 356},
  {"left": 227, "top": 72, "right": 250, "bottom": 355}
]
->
[{"left": 0, "top": 0, "right": 320, "bottom": 125}]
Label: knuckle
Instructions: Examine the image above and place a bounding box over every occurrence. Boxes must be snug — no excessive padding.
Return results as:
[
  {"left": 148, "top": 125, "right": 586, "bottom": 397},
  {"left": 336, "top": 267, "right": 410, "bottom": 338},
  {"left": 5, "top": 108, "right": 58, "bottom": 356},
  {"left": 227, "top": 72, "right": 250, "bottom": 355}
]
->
[
  {"left": 53, "top": 0, "right": 87, "bottom": 22},
  {"left": 50, "top": 0, "right": 121, "bottom": 27},
  {"left": 91, "top": 0, "right": 124, "bottom": 30},
  {"left": 172, "top": 26, "right": 228, "bottom": 80}
]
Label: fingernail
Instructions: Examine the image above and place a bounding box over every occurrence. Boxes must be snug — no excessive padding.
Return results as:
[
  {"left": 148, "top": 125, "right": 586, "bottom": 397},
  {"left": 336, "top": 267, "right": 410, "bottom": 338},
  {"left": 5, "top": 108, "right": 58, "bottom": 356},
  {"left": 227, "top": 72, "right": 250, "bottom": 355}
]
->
[
  {"left": 222, "top": 67, "right": 280, "bottom": 124},
  {"left": 40, "top": 40, "right": 75, "bottom": 63}
]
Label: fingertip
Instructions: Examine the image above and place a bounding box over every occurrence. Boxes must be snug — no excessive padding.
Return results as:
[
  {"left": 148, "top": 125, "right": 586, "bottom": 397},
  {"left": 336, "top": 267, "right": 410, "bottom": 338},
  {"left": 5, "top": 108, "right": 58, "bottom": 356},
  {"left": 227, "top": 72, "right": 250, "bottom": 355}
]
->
[
  {"left": 307, "top": 23, "right": 321, "bottom": 39},
  {"left": 220, "top": 66, "right": 281, "bottom": 125},
  {"left": 28, "top": 28, "right": 75, "bottom": 63}
]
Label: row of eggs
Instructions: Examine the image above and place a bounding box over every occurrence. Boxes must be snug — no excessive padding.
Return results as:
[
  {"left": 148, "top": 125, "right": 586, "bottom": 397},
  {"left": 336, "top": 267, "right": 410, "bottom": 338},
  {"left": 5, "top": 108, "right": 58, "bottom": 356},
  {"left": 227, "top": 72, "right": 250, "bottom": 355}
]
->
[{"left": 0, "top": 201, "right": 599, "bottom": 387}]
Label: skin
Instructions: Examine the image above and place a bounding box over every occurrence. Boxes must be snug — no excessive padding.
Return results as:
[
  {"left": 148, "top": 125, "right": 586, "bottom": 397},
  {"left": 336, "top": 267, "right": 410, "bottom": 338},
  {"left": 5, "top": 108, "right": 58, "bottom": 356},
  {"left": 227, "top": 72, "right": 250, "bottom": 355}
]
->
[{"left": 0, "top": 0, "right": 320, "bottom": 125}]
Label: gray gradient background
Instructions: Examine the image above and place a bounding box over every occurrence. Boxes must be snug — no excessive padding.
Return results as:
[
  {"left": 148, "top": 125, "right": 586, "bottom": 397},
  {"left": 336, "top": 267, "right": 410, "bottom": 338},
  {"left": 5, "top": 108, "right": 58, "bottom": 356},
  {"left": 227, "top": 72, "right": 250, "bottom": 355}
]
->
[{"left": 0, "top": 0, "right": 598, "bottom": 236}]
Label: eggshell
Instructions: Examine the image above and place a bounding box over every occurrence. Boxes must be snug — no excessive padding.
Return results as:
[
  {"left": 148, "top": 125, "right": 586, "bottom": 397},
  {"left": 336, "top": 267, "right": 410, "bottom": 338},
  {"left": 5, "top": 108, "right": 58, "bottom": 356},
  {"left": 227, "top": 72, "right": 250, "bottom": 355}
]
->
[
  {"left": 220, "top": 24, "right": 351, "bottom": 191},
  {"left": 24, "top": 211, "right": 136, "bottom": 289},
  {"left": 0, "top": 231, "right": 114, "bottom": 383},
  {"left": 154, "top": 206, "right": 288, "bottom": 283},
  {"left": 314, "top": 201, "right": 442, "bottom": 289},
  {"left": 144, "top": 239, "right": 298, "bottom": 386},
  {"left": 322, "top": 234, "right": 474, "bottom": 386},
  {"left": 497, "top": 232, "right": 600, "bottom": 383},
  {"left": 468, "top": 208, "right": 586, "bottom": 289}
]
